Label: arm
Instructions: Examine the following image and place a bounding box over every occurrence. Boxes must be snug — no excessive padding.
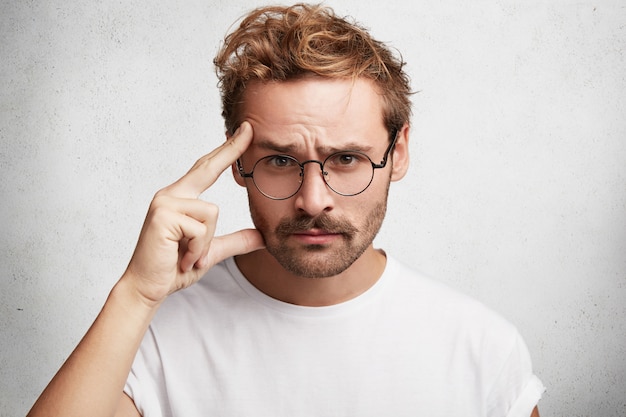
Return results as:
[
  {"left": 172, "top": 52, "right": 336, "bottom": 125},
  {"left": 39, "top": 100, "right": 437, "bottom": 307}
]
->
[
  {"left": 27, "top": 123, "right": 264, "bottom": 417},
  {"left": 116, "top": 394, "right": 141, "bottom": 417}
]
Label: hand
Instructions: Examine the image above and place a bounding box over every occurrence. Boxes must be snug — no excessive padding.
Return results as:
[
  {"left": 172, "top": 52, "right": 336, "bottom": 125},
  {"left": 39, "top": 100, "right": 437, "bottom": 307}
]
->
[{"left": 123, "top": 122, "right": 264, "bottom": 306}]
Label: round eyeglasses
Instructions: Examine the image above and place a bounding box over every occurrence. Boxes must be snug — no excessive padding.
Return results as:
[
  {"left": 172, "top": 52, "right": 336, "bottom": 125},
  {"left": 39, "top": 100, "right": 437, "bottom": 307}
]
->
[{"left": 236, "top": 131, "right": 398, "bottom": 200}]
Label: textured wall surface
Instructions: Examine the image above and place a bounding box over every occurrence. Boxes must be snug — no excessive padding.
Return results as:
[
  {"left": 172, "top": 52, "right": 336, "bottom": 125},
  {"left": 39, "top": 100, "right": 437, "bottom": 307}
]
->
[{"left": 1, "top": 1, "right": 625, "bottom": 416}]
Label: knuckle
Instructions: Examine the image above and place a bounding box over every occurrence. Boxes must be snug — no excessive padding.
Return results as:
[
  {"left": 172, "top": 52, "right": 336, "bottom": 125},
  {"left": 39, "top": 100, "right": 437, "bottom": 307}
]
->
[
  {"left": 148, "top": 204, "right": 170, "bottom": 223},
  {"left": 149, "top": 193, "right": 168, "bottom": 213},
  {"left": 205, "top": 202, "right": 219, "bottom": 217},
  {"left": 199, "top": 158, "right": 222, "bottom": 179},
  {"left": 151, "top": 189, "right": 170, "bottom": 206}
]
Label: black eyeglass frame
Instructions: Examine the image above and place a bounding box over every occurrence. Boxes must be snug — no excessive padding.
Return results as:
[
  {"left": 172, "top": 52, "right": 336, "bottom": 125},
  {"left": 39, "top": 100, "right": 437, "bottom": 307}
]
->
[{"left": 236, "top": 129, "right": 399, "bottom": 200}]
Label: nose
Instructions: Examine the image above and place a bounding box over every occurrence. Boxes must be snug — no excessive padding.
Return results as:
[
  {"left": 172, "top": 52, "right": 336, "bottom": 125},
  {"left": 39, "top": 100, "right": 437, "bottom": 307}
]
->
[{"left": 293, "top": 161, "right": 334, "bottom": 216}]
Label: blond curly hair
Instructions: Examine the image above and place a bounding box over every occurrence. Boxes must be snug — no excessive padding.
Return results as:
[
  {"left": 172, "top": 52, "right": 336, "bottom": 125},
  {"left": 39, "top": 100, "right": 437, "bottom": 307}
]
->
[{"left": 214, "top": 3, "right": 412, "bottom": 137}]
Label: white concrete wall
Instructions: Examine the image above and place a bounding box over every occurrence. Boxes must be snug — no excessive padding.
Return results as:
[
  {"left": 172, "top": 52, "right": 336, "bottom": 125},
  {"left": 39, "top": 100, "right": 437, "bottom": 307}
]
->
[{"left": 1, "top": 1, "right": 625, "bottom": 416}]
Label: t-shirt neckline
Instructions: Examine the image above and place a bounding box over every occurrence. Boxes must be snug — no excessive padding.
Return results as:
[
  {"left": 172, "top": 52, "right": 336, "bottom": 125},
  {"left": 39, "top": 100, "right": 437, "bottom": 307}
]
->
[{"left": 224, "top": 255, "right": 395, "bottom": 318}]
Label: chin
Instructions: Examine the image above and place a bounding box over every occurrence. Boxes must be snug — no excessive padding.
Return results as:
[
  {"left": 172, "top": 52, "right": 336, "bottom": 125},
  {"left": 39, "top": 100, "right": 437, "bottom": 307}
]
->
[{"left": 268, "top": 244, "right": 363, "bottom": 279}]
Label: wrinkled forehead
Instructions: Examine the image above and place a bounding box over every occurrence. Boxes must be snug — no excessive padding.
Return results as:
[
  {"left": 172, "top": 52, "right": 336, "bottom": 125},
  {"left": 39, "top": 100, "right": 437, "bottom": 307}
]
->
[{"left": 239, "top": 77, "right": 388, "bottom": 147}]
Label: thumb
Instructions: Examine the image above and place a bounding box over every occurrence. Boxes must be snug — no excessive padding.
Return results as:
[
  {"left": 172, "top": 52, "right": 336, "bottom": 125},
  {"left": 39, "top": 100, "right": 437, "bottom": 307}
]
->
[{"left": 204, "top": 229, "right": 265, "bottom": 268}]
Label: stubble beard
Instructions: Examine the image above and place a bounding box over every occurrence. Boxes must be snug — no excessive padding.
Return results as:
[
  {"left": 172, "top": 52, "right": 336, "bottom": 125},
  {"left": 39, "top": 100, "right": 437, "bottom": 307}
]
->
[{"left": 249, "top": 198, "right": 388, "bottom": 279}]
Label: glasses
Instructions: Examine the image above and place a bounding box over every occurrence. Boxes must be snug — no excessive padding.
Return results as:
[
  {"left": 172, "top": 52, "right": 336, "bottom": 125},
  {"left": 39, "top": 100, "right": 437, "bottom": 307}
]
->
[{"left": 236, "top": 130, "right": 398, "bottom": 200}]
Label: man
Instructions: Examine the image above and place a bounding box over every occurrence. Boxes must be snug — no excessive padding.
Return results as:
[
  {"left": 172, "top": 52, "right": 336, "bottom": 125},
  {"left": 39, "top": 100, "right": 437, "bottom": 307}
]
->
[{"left": 28, "top": 4, "right": 544, "bottom": 417}]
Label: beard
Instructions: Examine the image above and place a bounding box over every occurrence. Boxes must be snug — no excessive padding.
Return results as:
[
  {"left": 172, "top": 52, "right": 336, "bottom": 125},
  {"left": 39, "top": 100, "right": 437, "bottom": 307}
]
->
[{"left": 249, "top": 199, "right": 388, "bottom": 278}]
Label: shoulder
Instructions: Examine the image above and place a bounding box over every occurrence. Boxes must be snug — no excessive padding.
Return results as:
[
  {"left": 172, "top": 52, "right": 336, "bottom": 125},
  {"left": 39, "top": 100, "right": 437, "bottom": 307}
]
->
[
  {"left": 382, "top": 256, "right": 522, "bottom": 345},
  {"left": 383, "top": 256, "right": 540, "bottom": 398},
  {"left": 383, "top": 257, "right": 499, "bottom": 313}
]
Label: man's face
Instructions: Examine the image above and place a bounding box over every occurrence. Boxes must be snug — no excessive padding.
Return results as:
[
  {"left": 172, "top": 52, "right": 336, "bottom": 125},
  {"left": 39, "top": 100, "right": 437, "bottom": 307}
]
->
[{"left": 234, "top": 77, "right": 407, "bottom": 278}]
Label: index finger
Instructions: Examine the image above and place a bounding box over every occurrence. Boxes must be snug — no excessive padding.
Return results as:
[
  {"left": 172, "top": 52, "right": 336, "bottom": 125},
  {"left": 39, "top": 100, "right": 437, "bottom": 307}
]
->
[{"left": 166, "top": 121, "right": 253, "bottom": 197}]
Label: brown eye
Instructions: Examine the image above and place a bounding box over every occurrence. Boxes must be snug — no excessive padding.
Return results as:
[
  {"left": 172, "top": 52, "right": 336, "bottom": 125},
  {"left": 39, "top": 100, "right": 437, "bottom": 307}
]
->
[
  {"left": 326, "top": 152, "right": 367, "bottom": 170},
  {"left": 263, "top": 155, "right": 298, "bottom": 169}
]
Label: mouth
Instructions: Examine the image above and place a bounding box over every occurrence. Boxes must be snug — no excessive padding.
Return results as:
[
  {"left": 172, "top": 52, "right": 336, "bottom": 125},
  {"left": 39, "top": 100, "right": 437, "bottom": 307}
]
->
[
  {"left": 291, "top": 228, "right": 344, "bottom": 245},
  {"left": 274, "top": 214, "right": 356, "bottom": 245}
]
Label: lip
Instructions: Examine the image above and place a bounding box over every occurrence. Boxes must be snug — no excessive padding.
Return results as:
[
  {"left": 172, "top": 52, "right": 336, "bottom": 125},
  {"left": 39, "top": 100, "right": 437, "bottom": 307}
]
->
[{"left": 291, "top": 229, "right": 342, "bottom": 245}]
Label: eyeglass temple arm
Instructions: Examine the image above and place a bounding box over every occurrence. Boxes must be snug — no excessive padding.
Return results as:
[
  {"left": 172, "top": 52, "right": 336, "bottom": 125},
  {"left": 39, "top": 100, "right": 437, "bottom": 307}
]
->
[
  {"left": 236, "top": 159, "right": 254, "bottom": 178},
  {"left": 372, "top": 129, "right": 399, "bottom": 169}
]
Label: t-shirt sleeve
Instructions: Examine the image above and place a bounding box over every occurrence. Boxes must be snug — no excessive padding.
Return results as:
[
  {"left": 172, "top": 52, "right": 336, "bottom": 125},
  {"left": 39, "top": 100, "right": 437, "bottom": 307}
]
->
[
  {"left": 123, "top": 326, "right": 166, "bottom": 417},
  {"left": 486, "top": 330, "right": 546, "bottom": 417}
]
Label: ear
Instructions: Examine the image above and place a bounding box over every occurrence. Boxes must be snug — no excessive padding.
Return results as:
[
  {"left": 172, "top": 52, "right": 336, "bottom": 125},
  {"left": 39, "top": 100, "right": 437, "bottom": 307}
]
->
[{"left": 390, "top": 123, "right": 410, "bottom": 181}]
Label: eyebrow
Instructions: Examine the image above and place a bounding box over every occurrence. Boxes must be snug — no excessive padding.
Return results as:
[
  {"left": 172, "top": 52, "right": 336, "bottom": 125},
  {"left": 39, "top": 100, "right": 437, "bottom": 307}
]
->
[{"left": 253, "top": 139, "right": 374, "bottom": 155}]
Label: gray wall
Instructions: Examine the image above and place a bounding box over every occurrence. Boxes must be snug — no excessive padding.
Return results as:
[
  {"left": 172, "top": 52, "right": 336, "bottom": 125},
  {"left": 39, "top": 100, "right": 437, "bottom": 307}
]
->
[{"left": 1, "top": 1, "right": 625, "bottom": 416}]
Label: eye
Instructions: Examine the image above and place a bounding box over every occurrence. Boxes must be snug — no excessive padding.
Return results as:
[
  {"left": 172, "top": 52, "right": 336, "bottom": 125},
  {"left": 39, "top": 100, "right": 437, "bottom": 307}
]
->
[
  {"left": 326, "top": 152, "right": 368, "bottom": 169},
  {"left": 263, "top": 155, "right": 298, "bottom": 169}
]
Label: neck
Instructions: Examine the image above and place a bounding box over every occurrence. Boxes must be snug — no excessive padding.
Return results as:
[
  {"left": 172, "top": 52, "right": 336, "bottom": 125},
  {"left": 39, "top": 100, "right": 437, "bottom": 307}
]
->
[{"left": 234, "top": 246, "right": 387, "bottom": 307}]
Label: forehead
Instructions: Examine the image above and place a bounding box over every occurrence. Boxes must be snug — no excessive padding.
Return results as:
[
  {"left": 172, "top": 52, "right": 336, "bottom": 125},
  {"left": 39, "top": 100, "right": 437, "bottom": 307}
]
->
[{"left": 240, "top": 77, "right": 388, "bottom": 149}]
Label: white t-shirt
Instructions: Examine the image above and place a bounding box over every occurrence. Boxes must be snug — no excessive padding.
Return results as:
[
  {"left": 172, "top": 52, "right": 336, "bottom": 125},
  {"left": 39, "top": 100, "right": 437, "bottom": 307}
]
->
[{"left": 124, "top": 256, "right": 544, "bottom": 417}]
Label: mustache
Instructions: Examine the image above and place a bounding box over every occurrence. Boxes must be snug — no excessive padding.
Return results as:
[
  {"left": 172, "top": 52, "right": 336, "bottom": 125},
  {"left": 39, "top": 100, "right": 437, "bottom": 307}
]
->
[{"left": 275, "top": 213, "right": 358, "bottom": 236}]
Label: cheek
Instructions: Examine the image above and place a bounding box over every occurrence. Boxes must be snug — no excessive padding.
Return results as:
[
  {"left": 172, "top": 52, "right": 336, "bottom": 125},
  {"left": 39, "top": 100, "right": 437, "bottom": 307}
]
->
[
  {"left": 247, "top": 193, "right": 289, "bottom": 228},
  {"left": 357, "top": 173, "right": 391, "bottom": 203}
]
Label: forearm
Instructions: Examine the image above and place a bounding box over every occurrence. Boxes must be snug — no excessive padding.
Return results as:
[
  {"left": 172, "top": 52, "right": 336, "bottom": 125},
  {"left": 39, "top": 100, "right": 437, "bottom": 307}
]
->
[{"left": 27, "top": 276, "right": 159, "bottom": 417}]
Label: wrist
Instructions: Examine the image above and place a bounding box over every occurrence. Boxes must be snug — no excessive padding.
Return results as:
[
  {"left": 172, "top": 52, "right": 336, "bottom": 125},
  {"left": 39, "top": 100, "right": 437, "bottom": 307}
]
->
[{"left": 110, "top": 274, "right": 164, "bottom": 320}]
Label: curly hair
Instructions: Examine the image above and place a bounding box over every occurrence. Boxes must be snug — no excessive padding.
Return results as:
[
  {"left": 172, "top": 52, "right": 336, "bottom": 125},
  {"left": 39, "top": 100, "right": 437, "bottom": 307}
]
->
[{"left": 214, "top": 3, "right": 412, "bottom": 137}]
